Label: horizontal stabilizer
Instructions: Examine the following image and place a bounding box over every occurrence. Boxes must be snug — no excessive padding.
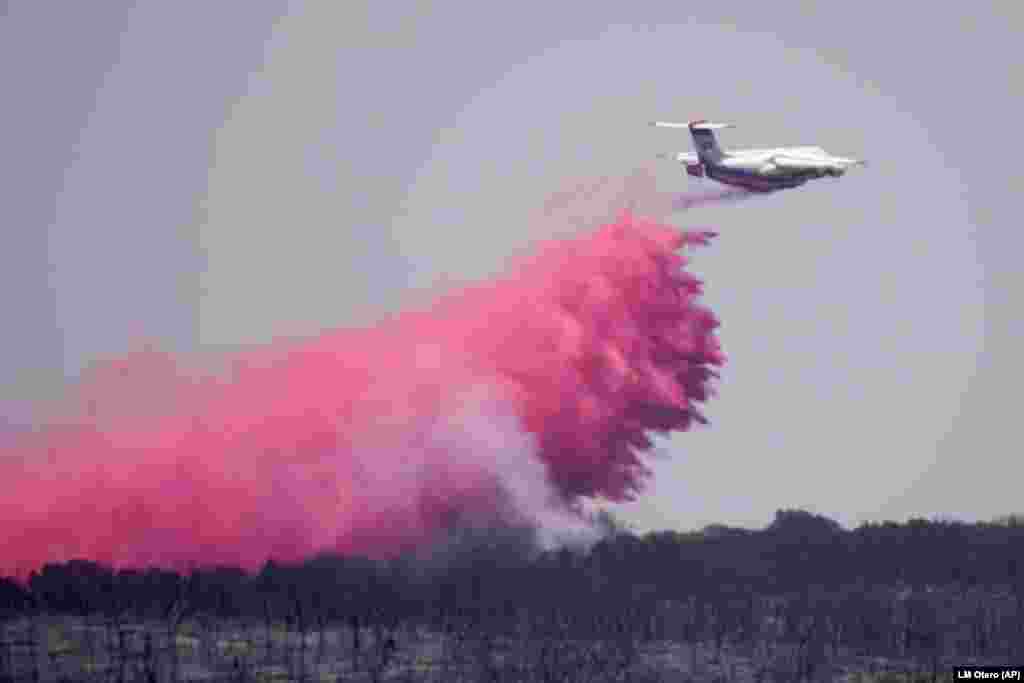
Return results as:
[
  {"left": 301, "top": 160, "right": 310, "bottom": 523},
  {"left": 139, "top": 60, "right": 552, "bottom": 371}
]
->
[
  {"left": 689, "top": 121, "right": 734, "bottom": 131},
  {"left": 650, "top": 120, "right": 734, "bottom": 131}
]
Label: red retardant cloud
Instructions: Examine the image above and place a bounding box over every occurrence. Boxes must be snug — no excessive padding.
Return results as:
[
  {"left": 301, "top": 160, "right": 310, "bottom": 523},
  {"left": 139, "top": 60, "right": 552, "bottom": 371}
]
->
[{"left": 0, "top": 211, "right": 723, "bottom": 580}]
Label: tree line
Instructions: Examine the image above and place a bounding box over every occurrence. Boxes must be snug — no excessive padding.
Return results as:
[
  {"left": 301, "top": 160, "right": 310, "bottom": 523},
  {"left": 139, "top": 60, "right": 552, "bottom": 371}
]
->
[{"left": 3, "top": 509, "right": 1023, "bottom": 621}]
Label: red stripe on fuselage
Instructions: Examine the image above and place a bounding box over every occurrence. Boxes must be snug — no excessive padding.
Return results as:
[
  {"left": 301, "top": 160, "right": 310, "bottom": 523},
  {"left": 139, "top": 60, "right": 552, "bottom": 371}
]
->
[{"left": 707, "top": 167, "right": 808, "bottom": 192}]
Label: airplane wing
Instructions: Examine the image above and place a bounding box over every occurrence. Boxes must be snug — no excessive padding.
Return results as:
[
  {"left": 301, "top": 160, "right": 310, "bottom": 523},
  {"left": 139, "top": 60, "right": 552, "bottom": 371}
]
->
[
  {"left": 771, "top": 155, "right": 836, "bottom": 170},
  {"left": 785, "top": 146, "right": 829, "bottom": 156},
  {"left": 657, "top": 152, "right": 700, "bottom": 164},
  {"left": 771, "top": 153, "right": 865, "bottom": 170}
]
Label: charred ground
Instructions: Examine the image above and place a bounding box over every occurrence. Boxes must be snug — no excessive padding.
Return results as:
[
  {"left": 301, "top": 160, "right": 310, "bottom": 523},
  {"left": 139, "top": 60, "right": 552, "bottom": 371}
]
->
[{"left": 1, "top": 509, "right": 1022, "bottom": 681}]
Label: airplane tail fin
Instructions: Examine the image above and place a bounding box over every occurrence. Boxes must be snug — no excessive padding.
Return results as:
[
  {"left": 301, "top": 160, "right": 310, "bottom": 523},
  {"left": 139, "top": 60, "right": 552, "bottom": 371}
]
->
[{"left": 650, "top": 120, "right": 732, "bottom": 164}]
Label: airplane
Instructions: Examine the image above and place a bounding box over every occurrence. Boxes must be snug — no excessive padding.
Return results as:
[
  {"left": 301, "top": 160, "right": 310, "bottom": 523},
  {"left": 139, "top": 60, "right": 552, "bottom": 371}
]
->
[{"left": 651, "top": 120, "right": 865, "bottom": 192}]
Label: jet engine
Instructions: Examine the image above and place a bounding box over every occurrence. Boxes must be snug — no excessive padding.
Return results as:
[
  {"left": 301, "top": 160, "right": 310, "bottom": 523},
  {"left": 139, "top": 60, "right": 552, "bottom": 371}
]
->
[{"left": 685, "top": 162, "right": 704, "bottom": 178}]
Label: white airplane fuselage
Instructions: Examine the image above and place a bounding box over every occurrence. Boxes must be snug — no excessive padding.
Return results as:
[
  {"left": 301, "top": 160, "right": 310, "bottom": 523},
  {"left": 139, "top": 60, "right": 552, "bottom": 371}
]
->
[
  {"left": 700, "top": 147, "right": 847, "bottom": 192},
  {"left": 654, "top": 120, "right": 864, "bottom": 193}
]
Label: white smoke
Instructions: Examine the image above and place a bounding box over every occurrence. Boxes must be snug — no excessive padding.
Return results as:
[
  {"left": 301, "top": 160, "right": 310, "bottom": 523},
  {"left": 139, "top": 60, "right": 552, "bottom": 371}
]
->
[{"left": 433, "top": 382, "right": 604, "bottom": 552}]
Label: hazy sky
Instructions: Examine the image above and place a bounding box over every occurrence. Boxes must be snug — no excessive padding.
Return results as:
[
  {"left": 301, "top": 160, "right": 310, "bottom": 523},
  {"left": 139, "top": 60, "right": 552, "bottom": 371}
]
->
[{"left": 2, "top": 2, "right": 1020, "bottom": 532}]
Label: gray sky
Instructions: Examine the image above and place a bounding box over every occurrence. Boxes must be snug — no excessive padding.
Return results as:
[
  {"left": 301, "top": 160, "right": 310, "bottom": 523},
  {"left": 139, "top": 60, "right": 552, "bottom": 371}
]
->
[{"left": 2, "top": 1, "right": 1020, "bottom": 532}]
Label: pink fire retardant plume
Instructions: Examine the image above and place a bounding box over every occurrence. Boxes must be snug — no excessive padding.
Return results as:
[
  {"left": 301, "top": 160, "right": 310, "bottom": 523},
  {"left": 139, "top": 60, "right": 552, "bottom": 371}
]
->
[{"left": 0, "top": 205, "right": 724, "bottom": 581}]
